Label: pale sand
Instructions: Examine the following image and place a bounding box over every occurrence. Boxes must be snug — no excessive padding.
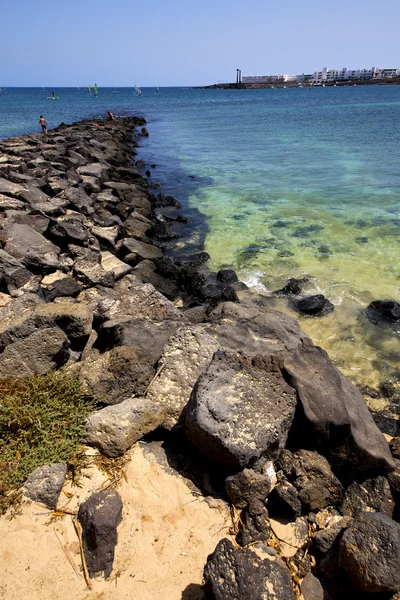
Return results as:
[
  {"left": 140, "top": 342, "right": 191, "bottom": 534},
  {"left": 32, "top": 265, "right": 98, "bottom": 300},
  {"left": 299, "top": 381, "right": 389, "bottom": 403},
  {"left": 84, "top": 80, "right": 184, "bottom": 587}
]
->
[{"left": 0, "top": 445, "right": 232, "bottom": 600}]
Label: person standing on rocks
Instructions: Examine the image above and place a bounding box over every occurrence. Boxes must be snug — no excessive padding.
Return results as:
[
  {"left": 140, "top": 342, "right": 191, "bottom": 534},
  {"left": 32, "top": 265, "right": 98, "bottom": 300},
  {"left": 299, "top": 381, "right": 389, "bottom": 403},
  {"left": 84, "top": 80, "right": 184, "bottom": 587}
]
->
[{"left": 39, "top": 115, "right": 47, "bottom": 134}]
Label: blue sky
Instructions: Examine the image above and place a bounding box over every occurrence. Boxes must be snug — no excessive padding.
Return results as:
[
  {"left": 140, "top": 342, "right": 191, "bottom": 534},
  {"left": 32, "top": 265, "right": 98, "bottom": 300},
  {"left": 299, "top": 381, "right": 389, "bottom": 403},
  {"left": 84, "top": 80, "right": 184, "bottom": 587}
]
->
[{"left": 2, "top": 0, "right": 399, "bottom": 86}]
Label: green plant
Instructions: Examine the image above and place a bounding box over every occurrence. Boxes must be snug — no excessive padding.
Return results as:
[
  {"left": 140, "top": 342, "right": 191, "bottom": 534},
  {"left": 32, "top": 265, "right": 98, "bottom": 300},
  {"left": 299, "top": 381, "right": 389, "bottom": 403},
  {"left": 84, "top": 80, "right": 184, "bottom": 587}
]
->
[{"left": 0, "top": 372, "right": 95, "bottom": 515}]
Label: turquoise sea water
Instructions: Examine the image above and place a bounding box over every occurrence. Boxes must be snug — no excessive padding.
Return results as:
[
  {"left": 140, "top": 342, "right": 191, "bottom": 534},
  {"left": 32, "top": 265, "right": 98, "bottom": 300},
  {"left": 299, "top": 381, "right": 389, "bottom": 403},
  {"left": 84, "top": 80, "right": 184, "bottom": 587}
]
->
[{"left": 1, "top": 86, "right": 400, "bottom": 391}]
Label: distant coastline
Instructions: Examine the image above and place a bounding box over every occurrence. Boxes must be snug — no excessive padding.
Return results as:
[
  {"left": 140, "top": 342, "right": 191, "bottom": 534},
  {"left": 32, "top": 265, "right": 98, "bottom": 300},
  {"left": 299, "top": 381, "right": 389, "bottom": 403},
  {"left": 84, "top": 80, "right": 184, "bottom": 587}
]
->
[{"left": 198, "top": 78, "right": 400, "bottom": 89}]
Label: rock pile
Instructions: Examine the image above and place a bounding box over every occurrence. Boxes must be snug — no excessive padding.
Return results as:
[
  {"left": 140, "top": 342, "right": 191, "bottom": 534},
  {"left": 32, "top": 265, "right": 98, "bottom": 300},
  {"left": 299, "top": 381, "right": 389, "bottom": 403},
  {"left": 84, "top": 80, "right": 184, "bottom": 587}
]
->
[{"left": 1, "top": 118, "right": 399, "bottom": 598}]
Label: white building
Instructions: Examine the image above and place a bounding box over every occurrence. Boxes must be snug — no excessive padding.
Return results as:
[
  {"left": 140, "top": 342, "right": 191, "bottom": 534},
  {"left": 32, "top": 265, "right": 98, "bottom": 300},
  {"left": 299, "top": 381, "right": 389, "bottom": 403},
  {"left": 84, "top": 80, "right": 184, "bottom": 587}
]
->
[{"left": 310, "top": 66, "right": 399, "bottom": 83}]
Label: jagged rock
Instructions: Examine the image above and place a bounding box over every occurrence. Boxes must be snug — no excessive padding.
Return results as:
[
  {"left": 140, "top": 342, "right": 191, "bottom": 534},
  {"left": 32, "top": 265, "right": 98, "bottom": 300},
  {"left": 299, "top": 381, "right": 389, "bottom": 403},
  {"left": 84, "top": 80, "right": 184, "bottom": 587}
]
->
[
  {"left": 217, "top": 269, "right": 239, "bottom": 284},
  {"left": 146, "top": 325, "right": 220, "bottom": 430},
  {"left": 267, "top": 481, "right": 302, "bottom": 520},
  {"left": 292, "top": 450, "right": 344, "bottom": 512},
  {"left": 66, "top": 167, "right": 82, "bottom": 185},
  {"left": 290, "top": 294, "right": 334, "bottom": 316},
  {"left": 72, "top": 247, "right": 114, "bottom": 287},
  {"left": 23, "top": 462, "right": 67, "bottom": 509},
  {"left": 341, "top": 476, "right": 394, "bottom": 518},
  {"left": 79, "top": 279, "right": 182, "bottom": 324},
  {"left": 391, "top": 437, "right": 400, "bottom": 459},
  {"left": 78, "top": 490, "right": 122, "bottom": 578},
  {"left": 63, "top": 187, "right": 94, "bottom": 215},
  {"left": 301, "top": 573, "right": 325, "bottom": 600},
  {"left": 0, "top": 301, "right": 93, "bottom": 351},
  {"left": 77, "top": 162, "right": 111, "bottom": 182},
  {"left": 0, "top": 327, "right": 70, "bottom": 377},
  {"left": 49, "top": 217, "right": 89, "bottom": 247},
  {"left": 80, "top": 175, "right": 100, "bottom": 194},
  {"left": 199, "top": 283, "right": 239, "bottom": 304},
  {"left": 0, "top": 177, "right": 27, "bottom": 197},
  {"left": 185, "top": 350, "right": 297, "bottom": 470},
  {"left": 4, "top": 222, "right": 61, "bottom": 272},
  {"left": 40, "top": 271, "right": 82, "bottom": 301},
  {"left": 84, "top": 396, "right": 164, "bottom": 457},
  {"left": 117, "top": 237, "right": 163, "bottom": 264},
  {"left": 97, "top": 317, "right": 180, "bottom": 366},
  {"left": 77, "top": 346, "right": 155, "bottom": 404},
  {"left": 92, "top": 225, "right": 119, "bottom": 247},
  {"left": 132, "top": 260, "right": 179, "bottom": 299},
  {"left": 225, "top": 468, "right": 274, "bottom": 509},
  {"left": 237, "top": 498, "right": 272, "bottom": 547},
  {"left": 152, "top": 220, "right": 186, "bottom": 240},
  {"left": 7, "top": 211, "right": 50, "bottom": 235},
  {"left": 366, "top": 300, "right": 400, "bottom": 323},
  {"left": 204, "top": 538, "right": 296, "bottom": 599},
  {"left": 312, "top": 517, "right": 350, "bottom": 554},
  {"left": 100, "top": 251, "right": 132, "bottom": 280},
  {"left": 0, "top": 249, "right": 39, "bottom": 295},
  {"left": 340, "top": 512, "right": 400, "bottom": 593},
  {"left": 0, "top": 194, "right": 26, "bottom": 210},
  {"left": 283, "top": 343, "right": 395, "bottom": 482}
]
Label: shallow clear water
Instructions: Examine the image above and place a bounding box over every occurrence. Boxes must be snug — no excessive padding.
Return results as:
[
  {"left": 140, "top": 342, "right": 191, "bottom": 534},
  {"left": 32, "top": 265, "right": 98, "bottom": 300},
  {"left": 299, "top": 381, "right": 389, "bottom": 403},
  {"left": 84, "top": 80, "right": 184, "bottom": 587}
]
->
[{"left": 1, "top": 86, "right": 400, "bottom": 388}]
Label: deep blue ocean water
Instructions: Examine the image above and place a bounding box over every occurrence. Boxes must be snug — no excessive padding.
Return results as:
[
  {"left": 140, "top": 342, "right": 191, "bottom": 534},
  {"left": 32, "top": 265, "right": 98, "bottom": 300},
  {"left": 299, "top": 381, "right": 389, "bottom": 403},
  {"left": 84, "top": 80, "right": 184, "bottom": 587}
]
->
[{"left": 1, "top": 85, "right": 400, "bottom": 389}]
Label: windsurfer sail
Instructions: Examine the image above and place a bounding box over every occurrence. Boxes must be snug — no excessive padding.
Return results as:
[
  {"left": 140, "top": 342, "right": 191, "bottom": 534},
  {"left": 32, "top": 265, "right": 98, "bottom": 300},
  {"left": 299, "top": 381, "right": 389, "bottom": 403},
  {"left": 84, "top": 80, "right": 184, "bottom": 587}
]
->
[
  {"left": 156, "top": 86, "right": 161, "bottom": 94},
  {"left": 87, "top": 84, "right": 91, "bottom": 94},
  {"left": 94, "top": 83, "right": 98, "bottom": 97},
  {"left": 135, "top": 85, "right": 142, "bottom": 96}
]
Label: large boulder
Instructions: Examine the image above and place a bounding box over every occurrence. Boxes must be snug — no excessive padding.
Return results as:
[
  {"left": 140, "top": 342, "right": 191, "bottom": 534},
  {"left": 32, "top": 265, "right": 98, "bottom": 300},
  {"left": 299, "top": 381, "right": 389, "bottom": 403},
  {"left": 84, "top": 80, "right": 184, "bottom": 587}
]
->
[
  {"left": 283, "top": 342, "right": 395, "bottom": 482},
  {"left": 0, "top": 327, "right": 70, "bottom": 377},
  {"left": 77, "top": 346, "right": 155, "bottom": 404},
  {"left": 341, "top": 476, "right": 394, "bottom": 518},
  {"left": 97, "top": 318, "right": 180, "bottom": 365},
  {"left": 84, "top": 397, "right": 164, "bottom": 457},
  {"left": 204, "top": 538, "right": 296, "bottom": 599},
  {"left": 146, "top": 325, "right": 220, "bottom": 430},
  {"left": 78, "top": 490, "right": 122, "bottom": 578},
  {"left": 4, "top": 222, "right": 61, "bottom": 272},
  {"left": 79, "top": 278, "right": 183, "bottom": 324},
  {"left": 0, "top": 301, "right": 93, "bottom": 351},
  {"left": 340, "top": 512, "right": 400, "bottom": 593},
  {"left": 185, "top": 351, "right": 297, "bottom": 471}
]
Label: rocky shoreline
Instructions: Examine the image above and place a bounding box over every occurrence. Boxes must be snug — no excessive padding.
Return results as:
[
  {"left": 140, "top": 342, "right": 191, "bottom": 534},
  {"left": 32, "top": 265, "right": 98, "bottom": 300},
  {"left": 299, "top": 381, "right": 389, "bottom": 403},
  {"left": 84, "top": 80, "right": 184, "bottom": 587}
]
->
[{"left": 0, "top": 117, "right": 400, "bottom": 599}]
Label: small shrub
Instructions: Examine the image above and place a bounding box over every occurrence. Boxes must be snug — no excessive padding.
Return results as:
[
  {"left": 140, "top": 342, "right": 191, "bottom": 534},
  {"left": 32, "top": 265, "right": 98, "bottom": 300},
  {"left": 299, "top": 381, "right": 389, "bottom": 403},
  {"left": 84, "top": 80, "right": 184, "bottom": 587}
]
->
[{"left": 0, "top": 372, "right": 95, "bottom": 515}]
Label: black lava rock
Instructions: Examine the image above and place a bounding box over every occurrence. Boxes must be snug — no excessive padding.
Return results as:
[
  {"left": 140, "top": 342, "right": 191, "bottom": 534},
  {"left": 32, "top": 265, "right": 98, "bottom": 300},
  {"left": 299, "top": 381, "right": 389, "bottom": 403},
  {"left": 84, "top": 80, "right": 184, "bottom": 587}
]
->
[
  {"left": 78, "top": 490, "right": 123, "bottom": 578},
  {"left": 290, "top": 294, "right": 334, "bottom": 316},
  {"left": 217, "top": 269, "right": 239, "bottom": 284},
  {"left": 366, "top": 300, "right": 400, "bottom": 323}
]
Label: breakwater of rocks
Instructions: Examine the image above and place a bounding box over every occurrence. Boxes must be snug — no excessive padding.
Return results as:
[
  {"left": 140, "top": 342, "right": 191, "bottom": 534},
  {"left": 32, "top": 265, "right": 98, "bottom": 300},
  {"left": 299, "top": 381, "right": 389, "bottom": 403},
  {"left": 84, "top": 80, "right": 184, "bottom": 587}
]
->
[{"left": 0, "top": 117, "right": 400, "bottom": 599}]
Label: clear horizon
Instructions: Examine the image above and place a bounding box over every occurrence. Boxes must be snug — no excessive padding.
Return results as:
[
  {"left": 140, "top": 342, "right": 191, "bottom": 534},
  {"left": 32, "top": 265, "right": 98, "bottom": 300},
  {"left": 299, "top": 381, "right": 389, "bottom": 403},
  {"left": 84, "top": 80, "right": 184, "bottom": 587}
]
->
[{"left": 3, "top": 0, "right": 399, "bottom": 87}]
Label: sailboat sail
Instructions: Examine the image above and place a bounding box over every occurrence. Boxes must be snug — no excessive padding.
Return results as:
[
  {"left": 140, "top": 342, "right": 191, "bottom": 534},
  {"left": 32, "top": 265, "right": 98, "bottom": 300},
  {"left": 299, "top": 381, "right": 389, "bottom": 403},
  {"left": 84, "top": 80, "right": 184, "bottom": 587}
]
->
[
  {"left": 94, "top": 83, "right": 98, "bottom": 97},
  {"left": 87, "top": 84, "right": 91, "bottom": 94}
]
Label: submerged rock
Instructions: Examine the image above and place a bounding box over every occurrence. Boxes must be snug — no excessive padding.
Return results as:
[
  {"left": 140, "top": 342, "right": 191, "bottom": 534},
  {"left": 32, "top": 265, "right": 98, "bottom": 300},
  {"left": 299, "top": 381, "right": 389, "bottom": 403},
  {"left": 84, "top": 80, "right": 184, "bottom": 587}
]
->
[
  {"left": 290, "top": 294, "right": 334, "bottom": 316},
  {"left": 366, "top": 299, "right": 400, "bottom": 323}
]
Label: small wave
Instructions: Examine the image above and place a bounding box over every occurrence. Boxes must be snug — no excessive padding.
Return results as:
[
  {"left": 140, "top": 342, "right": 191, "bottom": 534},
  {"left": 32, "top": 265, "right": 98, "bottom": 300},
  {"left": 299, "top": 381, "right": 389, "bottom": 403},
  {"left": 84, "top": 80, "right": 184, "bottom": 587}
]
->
[{"left": 242, "top": 271, "right": 269, "bottom": 294}]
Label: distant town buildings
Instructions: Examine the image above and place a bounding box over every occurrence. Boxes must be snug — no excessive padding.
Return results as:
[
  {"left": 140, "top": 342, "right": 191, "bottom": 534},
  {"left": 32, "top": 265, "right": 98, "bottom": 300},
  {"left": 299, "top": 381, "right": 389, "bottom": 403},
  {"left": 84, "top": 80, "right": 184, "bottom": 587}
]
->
[{"left": 241, "top": 66, "right": 400, "bottom": 85}]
